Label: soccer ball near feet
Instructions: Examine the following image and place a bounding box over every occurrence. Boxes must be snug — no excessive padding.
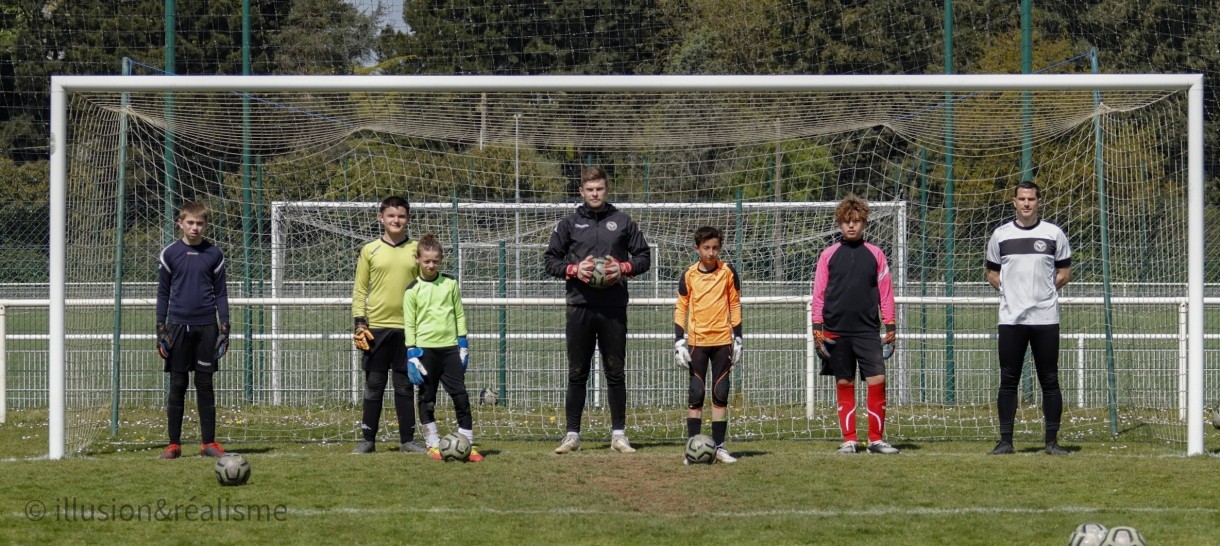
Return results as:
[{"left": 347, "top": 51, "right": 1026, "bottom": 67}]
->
[
  {"left": 214, "top": 453, "right": 251, "bottom": 486},
  {"left": 438, "top": 433, "right": 472, "bottom": 462},
  {"left": 684, "top": 434, "right": 716, "bottom": 465}
]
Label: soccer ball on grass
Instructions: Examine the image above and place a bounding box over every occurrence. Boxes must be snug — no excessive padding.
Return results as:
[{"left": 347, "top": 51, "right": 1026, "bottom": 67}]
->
[
  {"left": 479, "top": 387, "right": 498, "bottom": 406},
  {"left": 438, "top": 433, "right": 472, "bottom": 462},
  {"left": 1068, "top": 522, "right": 1107, "bottom": 546},
  {"left": 214, "top": 453, "right": 251, "bottom": 486},
  {"left": 684, "top": 434, "right": 716, "bottom": 465},
  {"left": 1100, "top": 526, "right": 1145, "bottom": 546}
]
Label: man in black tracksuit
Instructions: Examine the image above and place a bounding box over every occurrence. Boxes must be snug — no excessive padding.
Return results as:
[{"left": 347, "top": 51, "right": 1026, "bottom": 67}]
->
[{"left": 543, "top": 165, "right": 651, "bottom": 454}]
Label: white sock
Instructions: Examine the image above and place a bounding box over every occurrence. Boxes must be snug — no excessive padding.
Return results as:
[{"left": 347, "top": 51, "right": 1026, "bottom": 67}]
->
[
  {"left": 458, "top": 427, "right": 475, "bottom": 445},
  {"left": 423, "top": 422, "right": 440, "bottom": 448},
  {"left": 612, "top": 429, "right": 626, "bottom": 438}
]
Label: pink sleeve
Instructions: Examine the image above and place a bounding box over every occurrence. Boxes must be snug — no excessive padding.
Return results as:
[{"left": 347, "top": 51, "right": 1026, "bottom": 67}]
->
[
  {"left": 869, "top": 243, "right": 896, "bottom": 324},
  {"left": 810, "top": 244, "right": 836, "bottom": 324}
]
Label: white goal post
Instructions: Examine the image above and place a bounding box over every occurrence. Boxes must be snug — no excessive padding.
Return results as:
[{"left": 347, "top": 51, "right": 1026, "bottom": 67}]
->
[{"left": 48, "top": 74, "right": 1206, "bottom": 459}]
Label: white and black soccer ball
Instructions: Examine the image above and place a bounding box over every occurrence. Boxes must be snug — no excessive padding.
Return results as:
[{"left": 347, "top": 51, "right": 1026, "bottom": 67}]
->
[
  {"left": 1068, "top": 522, "right": 1108, "bottom": 546},
  {"left": 684, "top": 434, "right": 716, "bottom": 465},
  {"left": 438, "top": 432, "right": 472, "bottom": 462},
  {"left": 585, "top": 257, "right": 608, "bottom": 289},
  {"left": 214, "top": 453, "right": 250, "bottom": 486},
  {"left": 479, "top": 387, "right": 498, "bottom": 406},
  {"left": 1100, "top": 526, "right": 1145, "bottom": 546},
  {"left": 1211, "top": 409, "right": 1220, "bottom": 430}
]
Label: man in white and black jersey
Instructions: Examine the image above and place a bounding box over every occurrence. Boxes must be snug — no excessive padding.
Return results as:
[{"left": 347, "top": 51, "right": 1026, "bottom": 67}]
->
[{"left": 984, "top": 180, "right": 1073, "bottom": 456}]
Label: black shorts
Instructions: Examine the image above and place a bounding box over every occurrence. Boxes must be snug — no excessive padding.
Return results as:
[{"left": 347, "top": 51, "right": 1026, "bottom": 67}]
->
[
  {"left": 362, "top": 328, "right": 406, "bottom": 373},
  {"left": 164, "top": 323, "right": 219, "bottom": 373},
  {"left": 823, "top": 334, "right": 886, "bottom": 381}
]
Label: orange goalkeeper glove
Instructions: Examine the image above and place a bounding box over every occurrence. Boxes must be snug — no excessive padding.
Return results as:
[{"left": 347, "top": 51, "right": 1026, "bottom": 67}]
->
[{"left": 353, "top": 318, "right": 374, "bottom": 351}]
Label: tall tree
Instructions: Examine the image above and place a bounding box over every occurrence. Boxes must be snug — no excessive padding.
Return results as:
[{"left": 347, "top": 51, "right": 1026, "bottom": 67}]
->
[
  {"left": 385, "top": 0, "right": 672, "bottom": 75},
  {"left": 273, "top": 0, "right": 380, "bottom": 74}
]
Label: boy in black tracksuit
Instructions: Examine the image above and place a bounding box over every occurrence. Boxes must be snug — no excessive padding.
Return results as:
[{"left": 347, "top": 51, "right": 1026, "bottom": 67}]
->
[{"left": 543, "top": 166, "right": 651, "bottom": 454}]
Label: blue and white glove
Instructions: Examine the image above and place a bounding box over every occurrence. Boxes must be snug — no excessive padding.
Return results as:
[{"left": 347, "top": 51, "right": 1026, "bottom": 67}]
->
[
  {"left": 406, "top": 347, "right": 426, "bottom": 385},
  {"left": 458, "top": 336, "right": 469, "bottom": 370},
  {"left": 731, "top": 336, "right": 743, "bottom": 365},
  {"left": 674, "top": 339, "right": 691, "bottom": 369}
]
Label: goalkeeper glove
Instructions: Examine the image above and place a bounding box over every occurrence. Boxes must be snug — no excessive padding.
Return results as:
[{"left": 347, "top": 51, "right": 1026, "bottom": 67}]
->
[
  {"left": 674, "top": 339, "right": 691, "bottom": 369},
  {"left": 603, "top": 256, "right": 632, "bottom": 284},
  {"left": 565, "top": 256, "right": 596, "bottom": 283},
  {"left": 458, "top": 336, "right": 469, "bottom": 371},
  {"left": 731, "top": 336, "right": 743, "bottom": 365},
  {"left": 405, "top": 347, "right": 426, "bottom": 385},
  {"left": 156, "top": 323, "right": 172, "bottom": 360},
  {"left": 813, "top": 323, "right": 835, "bottom": 361},
  {"left": 215, "top": 323, "right": 230, "bottom": 360},
  {"left": 882, "top": 323, "right": 896, "bottom": 360},
  {"left": 353, "top": 318, "right": 374, "bottom": 351}
]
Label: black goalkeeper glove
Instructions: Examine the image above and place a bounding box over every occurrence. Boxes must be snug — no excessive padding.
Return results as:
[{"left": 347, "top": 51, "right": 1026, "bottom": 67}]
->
[
  {"left": 156, "top": 323, "right": 172, "bottom": 360},
  {"left": 215, "top": 323, "right": 230, "bottom": 360}
]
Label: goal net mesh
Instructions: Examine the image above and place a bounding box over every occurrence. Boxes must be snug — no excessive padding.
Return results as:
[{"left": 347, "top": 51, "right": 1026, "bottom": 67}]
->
[{"left": 44, "top": 84, "right": 1198, "bottom": 454}]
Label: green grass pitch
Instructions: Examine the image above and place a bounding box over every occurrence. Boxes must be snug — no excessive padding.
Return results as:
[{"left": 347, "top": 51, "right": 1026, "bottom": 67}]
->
[{"left": 3, "top": 409, "right": 1220, "bottom": 544}]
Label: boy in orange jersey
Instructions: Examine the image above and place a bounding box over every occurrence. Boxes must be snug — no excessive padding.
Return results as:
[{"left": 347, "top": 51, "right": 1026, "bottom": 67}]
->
[{"left": 673, "top": 226, "right": 743, "bottom": 464}]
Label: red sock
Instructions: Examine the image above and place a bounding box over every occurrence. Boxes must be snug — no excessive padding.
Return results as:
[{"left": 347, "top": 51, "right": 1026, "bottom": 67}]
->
[
  {"left": 867, "top": 382, "right": 887, "bottom": 443},
  {"left": 836, "top": 383, "right": 857, "bottom": 442}
]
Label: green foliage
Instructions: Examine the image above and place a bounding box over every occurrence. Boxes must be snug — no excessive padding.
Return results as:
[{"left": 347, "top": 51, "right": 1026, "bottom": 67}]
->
[
  {"left": 732, "top": 140, "right": 838, "bottom": 202},
  {"left": 386, "top": 0, "right": 672, "bottom": 75},
  {"left": 272, "top": 0, "right": 380, "bottom": 75},
  {"left": 240, "top": 135, "right": 567, "bottom": 204},
  {"left": 0, "top": 157, "right": 47, "bottom": 282}
]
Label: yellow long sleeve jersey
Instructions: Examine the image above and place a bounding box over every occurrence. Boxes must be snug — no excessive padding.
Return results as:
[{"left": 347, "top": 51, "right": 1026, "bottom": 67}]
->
[
  {"left": 352, "top": 237, "right": 419, "bottom": 329},
  {"left": 674, "top": 259, "right": 742, "bottom": 347}
]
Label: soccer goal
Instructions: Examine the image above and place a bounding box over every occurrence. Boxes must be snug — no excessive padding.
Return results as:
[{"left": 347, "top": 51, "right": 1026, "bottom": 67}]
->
[{"left": 44, "top": 74, "right": 1206, "bottom": 458}]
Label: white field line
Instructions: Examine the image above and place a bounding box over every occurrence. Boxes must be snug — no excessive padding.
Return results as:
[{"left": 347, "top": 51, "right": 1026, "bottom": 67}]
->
[{"left": 285, "top": 505, "right": 1219, "bottom": 518}]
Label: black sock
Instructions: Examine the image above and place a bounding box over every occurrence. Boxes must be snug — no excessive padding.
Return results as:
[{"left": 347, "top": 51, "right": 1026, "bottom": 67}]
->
[
  {"left": 712, "top": 421, "right": 727, "bottom": 447},
  {"left": 686, "top": 418, "right": 701, "bottom": 437},
  {"left": 195, "top": 372, "right": 216, "bottom": 444},
  {"left": 360, "top": 399, "right": 382, "bottom": 442},
  {"left": 167, "top": 372, "right": 189, "bottom": 445}
]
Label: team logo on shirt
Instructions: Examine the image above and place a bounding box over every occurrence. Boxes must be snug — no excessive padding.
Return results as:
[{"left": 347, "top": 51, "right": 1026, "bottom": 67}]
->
[
  {"left": 1034, "top": 240, "right": 1047, "bottom": 252},
  {"left": 606, "top": 221, "right": 618, "bottom": 231},
  {"left": 575, "top": 223, "right": 589, "bottom": 229}
]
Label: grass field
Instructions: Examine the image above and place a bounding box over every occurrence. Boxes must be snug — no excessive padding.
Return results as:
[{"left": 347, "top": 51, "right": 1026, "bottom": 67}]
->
[{"left": 3, "top": 409, "right": 1220, "bottom": 544}]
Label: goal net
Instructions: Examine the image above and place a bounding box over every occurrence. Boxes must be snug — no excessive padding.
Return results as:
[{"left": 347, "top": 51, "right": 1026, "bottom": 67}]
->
[{"left": 41, "top": 74, "right": 1207, "bottom": 457}]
